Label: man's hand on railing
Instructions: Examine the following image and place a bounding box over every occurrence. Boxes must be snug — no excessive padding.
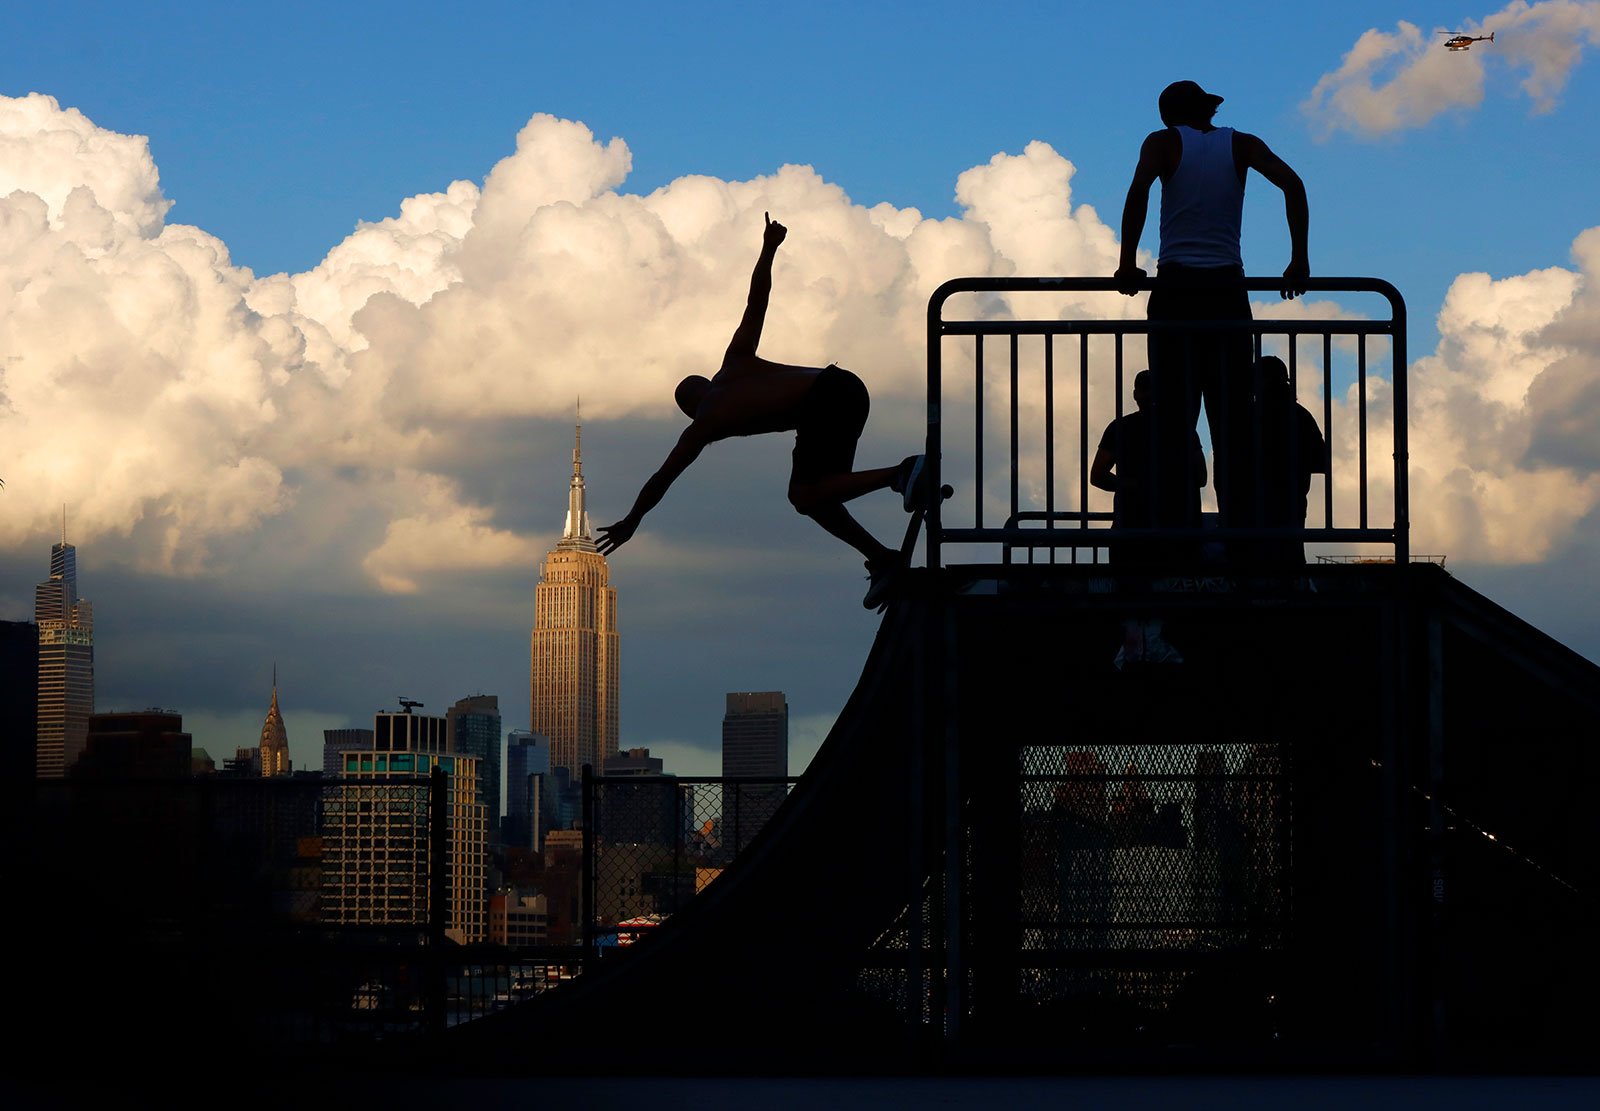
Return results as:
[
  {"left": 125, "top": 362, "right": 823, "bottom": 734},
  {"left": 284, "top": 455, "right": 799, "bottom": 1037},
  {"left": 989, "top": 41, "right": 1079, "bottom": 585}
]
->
[
  {"left": 1113, "top": 264, "right": 1147, "bottom": 297},
  {"left": 1280, "top": 256, "right": 1309, "bottom": 300}
]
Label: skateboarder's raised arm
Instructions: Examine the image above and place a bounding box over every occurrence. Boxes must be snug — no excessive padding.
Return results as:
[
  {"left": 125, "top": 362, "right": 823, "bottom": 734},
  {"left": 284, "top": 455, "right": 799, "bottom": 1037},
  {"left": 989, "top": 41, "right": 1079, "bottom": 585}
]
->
[
  {"left": 723, "top": 213, "right": 788, "bottom": 364},
  {"left": 596, "top": 425, "right": 708, "bottom": 556}
]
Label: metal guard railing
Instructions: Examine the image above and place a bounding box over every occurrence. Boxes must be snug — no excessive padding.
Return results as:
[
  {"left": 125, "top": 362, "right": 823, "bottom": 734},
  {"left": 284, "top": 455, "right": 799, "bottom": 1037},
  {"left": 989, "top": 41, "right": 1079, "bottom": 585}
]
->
[{"left": 923, "top": 277, "right": 1408, "bottom": 569}]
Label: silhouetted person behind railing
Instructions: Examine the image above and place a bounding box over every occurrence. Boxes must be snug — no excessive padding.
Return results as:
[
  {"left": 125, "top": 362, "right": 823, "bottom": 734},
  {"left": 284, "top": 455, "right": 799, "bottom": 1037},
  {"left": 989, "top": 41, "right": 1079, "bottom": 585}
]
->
[
  {"left": 1243, "top": 355, "right": 1326, "bottom": 567},
  {"left": 597, "top": 214, "right": 928, "bottom": 610},
  {"left": 1090, "top": 370, "right": 1206, "bottom": 567},
  {"left": 1115, "top": 80, "right": 1309, "bottom": 561}
]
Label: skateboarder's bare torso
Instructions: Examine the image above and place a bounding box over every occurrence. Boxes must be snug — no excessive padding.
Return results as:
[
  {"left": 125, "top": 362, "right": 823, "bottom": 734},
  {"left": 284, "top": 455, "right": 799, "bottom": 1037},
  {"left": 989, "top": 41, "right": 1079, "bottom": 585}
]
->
[{"left": 692, "top": 354, "right": 822, "bottom": 441}]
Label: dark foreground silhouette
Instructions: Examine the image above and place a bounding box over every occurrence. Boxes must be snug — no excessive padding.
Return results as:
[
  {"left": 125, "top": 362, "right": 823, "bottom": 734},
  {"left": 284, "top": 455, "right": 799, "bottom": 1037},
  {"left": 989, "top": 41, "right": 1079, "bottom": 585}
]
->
[
  {"left": 1238, "top": 354, "right": 1327, "bottom": 567},
  {"left": 598, "top": 214, "right": 926, "bottom": 608},
  {"left": 1090, "top": 368, "right": 1207, "bottom": 568}
]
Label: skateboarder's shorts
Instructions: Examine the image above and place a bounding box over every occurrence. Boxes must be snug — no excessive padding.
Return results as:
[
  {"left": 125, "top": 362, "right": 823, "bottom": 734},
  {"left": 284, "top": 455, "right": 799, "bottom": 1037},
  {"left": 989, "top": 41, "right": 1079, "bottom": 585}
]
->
[{"left": 791, "top": 364, "right": 869, "bottom": 484}]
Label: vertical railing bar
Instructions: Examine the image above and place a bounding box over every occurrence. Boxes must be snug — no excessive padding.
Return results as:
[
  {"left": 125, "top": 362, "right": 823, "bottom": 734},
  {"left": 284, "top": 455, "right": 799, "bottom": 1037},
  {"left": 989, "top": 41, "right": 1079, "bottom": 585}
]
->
[
  {"left": 975, "top": 336, "right": 984, "bottom": 531},
  {"left": 1112, "top": 332, "right": 1124, "bottom": 568},
  {"left": 1359, "top": 335, "right": 1369, "bottom": 530},
  {"left": 1081, "top": 332, "right": 1092, "bottom": 557},
  {"left": 1100, "top": 331, "right": 1113, "bottom": 566},
  {"left": 1045, "top": 334, "right": 1056, "bottom": 565},
  {"left": 1392, "top": 297, "right": 1410, "bottom": 564},
  {"left": 1009, "top": 333, "right": 1020, "bottom": 528},
  {"left": 1323, "top": 332, "right": 1334, "bottom": 529},
  {"left": 1287, "top": 332, "right": 1300, "bottom": 549},
  {"left": 1250, "top": 329, "right": 1265, "bottom": 542},
  {"left": 926, "top": 304, "right": 944, "bottom": 570}
]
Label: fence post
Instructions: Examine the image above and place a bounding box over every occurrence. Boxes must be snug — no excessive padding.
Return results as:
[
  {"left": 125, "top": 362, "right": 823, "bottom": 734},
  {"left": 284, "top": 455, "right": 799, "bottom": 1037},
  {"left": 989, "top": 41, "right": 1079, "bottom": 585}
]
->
[
  {"left": 582, "top": 764, "right": 595, "bottom": 969},
  {"left": 673, "top": 781, "right": 684, "bottom": 912}
]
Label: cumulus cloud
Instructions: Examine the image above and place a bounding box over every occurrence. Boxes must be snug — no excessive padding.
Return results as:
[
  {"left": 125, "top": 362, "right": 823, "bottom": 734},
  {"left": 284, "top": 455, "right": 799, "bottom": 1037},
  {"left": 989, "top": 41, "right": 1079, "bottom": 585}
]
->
[
  {"left": 361, "top": 472, "right": 544, "bottom": 594},
  {"left": 0, "top": 96, "right": 1123, "bottom": 593},
  {"left": 1310, "top": 228, "right": 1600, "bottom": 563},
  {"left": 0, "top": 97, "right": 288, "bottom": 572},
  {"left": 6, "top": 90, "right": 1599, "bottom": 593},
  {"left": 1304, "top": 1, "right": 1600, "bottom": 136}
]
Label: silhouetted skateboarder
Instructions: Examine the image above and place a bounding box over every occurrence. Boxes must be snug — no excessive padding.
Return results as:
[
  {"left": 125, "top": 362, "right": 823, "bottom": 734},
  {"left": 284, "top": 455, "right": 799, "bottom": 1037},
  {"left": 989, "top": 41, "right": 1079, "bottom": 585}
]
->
[
  {"left": 1114, "top": 79, "right": 1310, "bottom": 556},
  {"left": 597, "top": 214, "right": 929, "bottom": 609}
]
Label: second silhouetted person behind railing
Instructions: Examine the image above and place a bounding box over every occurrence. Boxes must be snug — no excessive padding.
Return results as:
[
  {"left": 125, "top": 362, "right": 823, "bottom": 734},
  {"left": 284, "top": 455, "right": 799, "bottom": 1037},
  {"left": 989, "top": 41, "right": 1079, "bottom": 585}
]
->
[
  {"left": 1241, "top": 355, "right": 1327, "bottom": 567},
  {"left": 1090, "top": 369, "right": 1206, "bottom": 567}
]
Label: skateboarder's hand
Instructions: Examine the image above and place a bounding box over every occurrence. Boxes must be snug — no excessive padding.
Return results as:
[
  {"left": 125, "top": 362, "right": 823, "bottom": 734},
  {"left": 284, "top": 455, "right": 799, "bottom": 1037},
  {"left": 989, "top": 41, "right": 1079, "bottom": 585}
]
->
[
  {"left": 596, "top": 518, "right": 636, "bottom": 556},
  {"left": 1113, "top": 264, "right": 1147, "bottom": 296},
  {"left": 763, "top": 211, "right": 787, "bottom": 249}
]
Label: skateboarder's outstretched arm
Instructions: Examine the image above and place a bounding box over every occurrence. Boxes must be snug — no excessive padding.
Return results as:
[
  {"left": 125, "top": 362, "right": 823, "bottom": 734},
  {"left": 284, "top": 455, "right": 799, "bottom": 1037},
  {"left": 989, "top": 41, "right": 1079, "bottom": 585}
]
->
[
  {"left": 597, "top": 427, "right": 708, "bottom": 555},
  {"left": 723, "top": 213, "right": 787, "bottom": 364}
]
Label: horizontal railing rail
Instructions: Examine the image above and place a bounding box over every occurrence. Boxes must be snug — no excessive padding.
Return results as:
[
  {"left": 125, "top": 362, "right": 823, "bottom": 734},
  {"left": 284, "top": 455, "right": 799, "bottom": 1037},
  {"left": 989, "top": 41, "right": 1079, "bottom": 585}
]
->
[{"left": 924, "top": 276, "right": 1408, "bottom": 570}]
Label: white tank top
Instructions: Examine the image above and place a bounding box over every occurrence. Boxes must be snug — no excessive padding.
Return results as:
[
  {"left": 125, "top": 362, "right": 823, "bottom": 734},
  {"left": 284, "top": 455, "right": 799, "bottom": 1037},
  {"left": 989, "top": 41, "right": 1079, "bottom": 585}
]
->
[{"left": 1158, "top": 126, "right": 1244, "bottom": 268}]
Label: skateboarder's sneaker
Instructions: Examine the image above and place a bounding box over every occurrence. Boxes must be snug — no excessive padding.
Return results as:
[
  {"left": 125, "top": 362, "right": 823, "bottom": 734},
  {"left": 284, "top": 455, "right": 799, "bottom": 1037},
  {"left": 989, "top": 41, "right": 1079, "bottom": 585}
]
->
[
  {"left": 892, "top": 454, "right": 929, "bottom": 512},
  {"left": 863, "top": 556, "right": 903, "bottom": 611}
]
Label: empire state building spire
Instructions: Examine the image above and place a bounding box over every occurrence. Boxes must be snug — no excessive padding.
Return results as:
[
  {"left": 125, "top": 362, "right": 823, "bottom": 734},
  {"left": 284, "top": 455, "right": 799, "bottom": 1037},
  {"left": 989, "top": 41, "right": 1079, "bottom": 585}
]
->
[{"left": 558, "top": 410, "right": 597, "bottom": 552}]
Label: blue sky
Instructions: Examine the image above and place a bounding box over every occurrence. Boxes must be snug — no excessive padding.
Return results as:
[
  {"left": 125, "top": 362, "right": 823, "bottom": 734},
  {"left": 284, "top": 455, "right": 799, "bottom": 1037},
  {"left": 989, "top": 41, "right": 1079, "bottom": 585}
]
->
[
  {"left": 11, "top": 1, "right": 1592, "bottom": 317},
  {"left": 3, "top": 1, "right": 1598, "bottom": 774}
]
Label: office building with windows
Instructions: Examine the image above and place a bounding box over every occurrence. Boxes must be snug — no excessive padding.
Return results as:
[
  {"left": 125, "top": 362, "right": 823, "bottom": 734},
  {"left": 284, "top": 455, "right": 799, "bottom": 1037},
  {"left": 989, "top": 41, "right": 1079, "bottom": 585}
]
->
[{"left": 322, "top": 707, "right": 489, "bottom": 943}]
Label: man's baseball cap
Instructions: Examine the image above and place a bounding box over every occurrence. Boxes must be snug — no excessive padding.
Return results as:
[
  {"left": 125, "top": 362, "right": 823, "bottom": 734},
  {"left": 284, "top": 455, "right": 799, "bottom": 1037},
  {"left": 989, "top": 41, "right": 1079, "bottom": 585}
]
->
[{"left": 1159, "top": 80, "right": 1224, "bottom": 121}]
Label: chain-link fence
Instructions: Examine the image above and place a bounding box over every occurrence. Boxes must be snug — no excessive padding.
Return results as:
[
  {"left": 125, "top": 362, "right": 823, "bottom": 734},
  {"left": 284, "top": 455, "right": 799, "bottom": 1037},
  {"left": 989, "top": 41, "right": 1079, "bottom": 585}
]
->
[
  {"left": 847, "top": 741, "right": 1291, "bottom": 1040},
  {"left": 1012, "top": 742, "right": 1289, "bottom": 1020},
  {"left": 584, "top": 776, "right": 799, "bottom": 950}
]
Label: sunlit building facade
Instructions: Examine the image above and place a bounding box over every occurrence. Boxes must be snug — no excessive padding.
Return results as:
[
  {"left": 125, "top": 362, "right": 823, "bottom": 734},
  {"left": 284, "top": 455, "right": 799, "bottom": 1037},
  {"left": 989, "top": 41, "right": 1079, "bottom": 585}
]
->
[
  {"left": 322, "top": 709, "right": 489, "bottom": 943},
  {"left": 530, "top": 421, "right": 618, "bottom": 782},
  {"left": 35, "top": 523, "right": 94, "bottom": 778}
]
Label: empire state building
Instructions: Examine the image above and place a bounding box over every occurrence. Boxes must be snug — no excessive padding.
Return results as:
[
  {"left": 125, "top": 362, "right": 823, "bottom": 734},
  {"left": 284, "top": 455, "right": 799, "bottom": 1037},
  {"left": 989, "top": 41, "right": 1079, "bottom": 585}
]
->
[{"left": 530, "top": 422, "right": 618, "bottom": 781}]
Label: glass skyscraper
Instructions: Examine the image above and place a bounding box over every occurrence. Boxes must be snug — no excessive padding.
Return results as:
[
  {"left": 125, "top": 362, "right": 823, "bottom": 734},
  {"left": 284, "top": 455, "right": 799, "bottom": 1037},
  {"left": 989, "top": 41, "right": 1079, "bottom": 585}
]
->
[
  {"left": 35, "top": 520, "right": 93, "bottom": 778},
  {"left": 448, "top": 693, "right": 503, "bottom": 824}
]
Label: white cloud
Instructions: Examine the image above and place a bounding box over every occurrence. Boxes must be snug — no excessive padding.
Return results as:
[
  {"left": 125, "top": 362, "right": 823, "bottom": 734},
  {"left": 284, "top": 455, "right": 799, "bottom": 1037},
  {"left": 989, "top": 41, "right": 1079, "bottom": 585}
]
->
[
  {"left": 0, "top": 99, "right": 290, "bottom": 572},
  {"left": 1304, "top": 2, "right": 1600, "bottom": 137},
  {"left": 0, "top": 97, "right": 1130, "bottom": 593},
  {"left": 360, "top": 472, "right": 544, "bottom": 595},
  {"left": 0, "top": 92, "right": 171, "bottom": 235},
  {"left": 4, "top": 91, "right": 1599, "bottom": 598},
  {"left": 1316, "top": 228, "right": 1600, "bottom": 563}
]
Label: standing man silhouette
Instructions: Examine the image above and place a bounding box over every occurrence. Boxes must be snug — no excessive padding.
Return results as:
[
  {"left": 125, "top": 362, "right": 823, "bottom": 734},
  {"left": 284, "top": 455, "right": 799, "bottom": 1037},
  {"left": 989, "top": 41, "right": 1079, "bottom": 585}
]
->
[
  {"left": 1114, "top": 79, "right": 1309, "bottom": 556},
  {"left": 597, "top": 213, "right": 927, "bottom": 610}
]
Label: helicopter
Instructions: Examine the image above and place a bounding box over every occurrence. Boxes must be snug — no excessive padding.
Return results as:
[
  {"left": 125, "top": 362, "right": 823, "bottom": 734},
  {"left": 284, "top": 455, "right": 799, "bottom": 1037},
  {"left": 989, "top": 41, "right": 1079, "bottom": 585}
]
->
[{"left": 1440, "top": 30, "right": 1495, "bottom": 51}]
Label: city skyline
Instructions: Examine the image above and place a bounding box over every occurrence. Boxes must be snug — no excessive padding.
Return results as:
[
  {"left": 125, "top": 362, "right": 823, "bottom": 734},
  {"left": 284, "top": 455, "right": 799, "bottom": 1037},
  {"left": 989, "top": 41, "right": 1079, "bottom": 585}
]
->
[{"left": 3, "top": 2, "right": 1599, "bottom": 779}]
